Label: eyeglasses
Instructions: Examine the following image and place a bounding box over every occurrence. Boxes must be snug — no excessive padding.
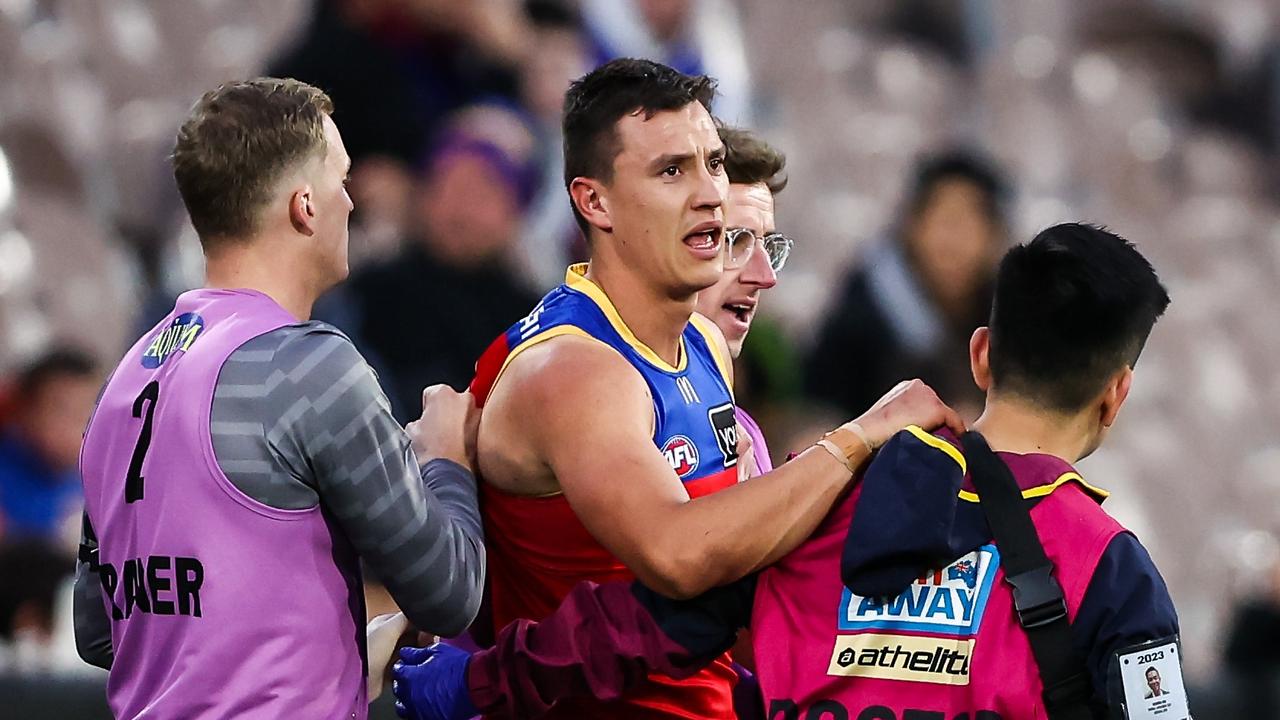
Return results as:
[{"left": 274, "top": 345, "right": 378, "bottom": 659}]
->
[{"left": 723, "top": 228, "right": 794, "bottom": 272}]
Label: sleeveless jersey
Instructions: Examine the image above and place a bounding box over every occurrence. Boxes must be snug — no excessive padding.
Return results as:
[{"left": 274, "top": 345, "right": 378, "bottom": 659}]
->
[
  {"left": 751, "top": 427, "right": 1124, "bottom": 720},
  {"left": 79, "top": 289, "right": 368, "bottom": 719},
  {"left": 471, "top": 264, "right": 740, "bottom": 719}
]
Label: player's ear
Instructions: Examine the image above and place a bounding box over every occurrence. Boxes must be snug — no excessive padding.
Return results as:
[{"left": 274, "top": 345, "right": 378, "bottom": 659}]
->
[
  {"left": 289, "top": 186, "right": 316, "bottom": 236},
  {"left": 1098, "top": 365, "right": 1133, "bottom": 429},
  {"left": 569, "top": 177, "right": 612, "bottom": 234},
  {"left": 969, "top": 327, "right": 992, "bottom": 392}
]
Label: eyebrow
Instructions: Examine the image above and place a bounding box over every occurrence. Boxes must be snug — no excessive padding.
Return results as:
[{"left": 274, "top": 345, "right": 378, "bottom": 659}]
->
[
  {"left": 648, "top": 152, "right": 694, "bottom": 174},
  {"left": 648, "top": 145, "right": 727, "bottom": 174}
]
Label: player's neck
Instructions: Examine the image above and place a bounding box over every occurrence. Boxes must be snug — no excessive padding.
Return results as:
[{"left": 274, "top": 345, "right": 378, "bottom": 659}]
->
[
  {"left": 584, "top": 260, "right": 696, "bottom": 366},
  {"left": 204, "top": 243, "right": 317, "bottom": 321},
  {"left": 972, "top": 394, "right": 1095, "bottom": 464}
]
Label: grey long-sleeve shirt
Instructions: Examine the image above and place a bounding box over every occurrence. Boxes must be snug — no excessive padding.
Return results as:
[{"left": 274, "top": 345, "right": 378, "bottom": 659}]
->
[{"left": 74, "top": 323, "right": 485, "bottom": 669}]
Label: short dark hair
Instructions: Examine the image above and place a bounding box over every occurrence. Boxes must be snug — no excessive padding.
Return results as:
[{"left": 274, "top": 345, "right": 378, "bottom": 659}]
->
[
  {"left": 988, "top": 223, "right": 1170, "bottom": 412},
  {"left": 904, "top": 149, "right": 1009, "bottom": 228},
  {"left": 562, "top": 58, "right": 717, "bottom": 234},
  {"left": 719, "top": 125, "right": 787, "bottom": 194},
  {"left": 15, "top": 347, "right": 97, "bottom": 406},
  {"left": 172, "top": 77, "right": 334, "bottom": 248}
]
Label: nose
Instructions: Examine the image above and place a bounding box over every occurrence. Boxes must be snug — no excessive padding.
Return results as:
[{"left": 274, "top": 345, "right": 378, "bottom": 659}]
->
[
  {"left": 691, "top": 160, "right": 726, "bottom": 213},
  {"left": 738, "top": 237, "right": 778, "bottom": 289}
]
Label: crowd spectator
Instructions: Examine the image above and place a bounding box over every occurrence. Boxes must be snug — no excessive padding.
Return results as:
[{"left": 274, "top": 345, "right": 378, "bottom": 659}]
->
[
  {"left": 0, "top": 540, "right": 74, "bottom": 672},
  {"left": 579, "top": 0, "right": 755, "bottom": 125},
  {"left": 0, "top": 348, "right": 99, "bottom": 550},
  {"left": 1219, "top": 561, "right": 1280, "bottom": 717},
  {"left": 321, "top": 105, "right": 541, "bottom": 421},
  {"left": 805, "top": 150, "right": 1009, "bottom": 421},
  {"left": 270, "top": 0, "right": 536, "bottom": 266},
  {"left": 515, "top": 0, "right": 593, "bottom": 289},
  {"left": 270, "top": 0, "right": 529, "bottom": 167}
]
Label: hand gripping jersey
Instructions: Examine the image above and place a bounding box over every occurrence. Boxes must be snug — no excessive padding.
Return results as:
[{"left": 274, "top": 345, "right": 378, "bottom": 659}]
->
[
  {"left": 79, "top": 289, "right": 368, "bottom": 719},
  {"left": 752, "top": 428, "right": 1125, "bottom": 719},
  {"left": 470, "top": 264, "right": 740, "bottom": 719}
]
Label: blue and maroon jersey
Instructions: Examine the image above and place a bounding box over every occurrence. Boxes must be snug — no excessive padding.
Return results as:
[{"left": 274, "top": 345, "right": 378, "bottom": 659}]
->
[{"left": 470, "top": 263, "right": 740, "bottom": 719}]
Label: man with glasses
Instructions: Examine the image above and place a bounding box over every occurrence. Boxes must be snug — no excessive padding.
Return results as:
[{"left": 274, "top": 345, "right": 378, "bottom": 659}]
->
[{"left": 697, "top": 124, "right": 793, "bottom": 477}]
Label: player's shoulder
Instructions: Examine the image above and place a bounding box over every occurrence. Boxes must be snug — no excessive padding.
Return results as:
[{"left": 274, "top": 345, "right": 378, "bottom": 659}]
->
[
  {"left": 508, "top": 282, "right": 602, "bottom": 336},
  {"left": 512, "top": 332, "right": 634, "bottom": 383},
  {"left": 504, "top": 332, "right": 647, "bottom": 405}
]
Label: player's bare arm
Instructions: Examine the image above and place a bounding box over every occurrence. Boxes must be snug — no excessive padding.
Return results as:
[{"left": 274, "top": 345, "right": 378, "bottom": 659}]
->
[{"left": 480, "top": 334, "right": 963, "bottom": 599}]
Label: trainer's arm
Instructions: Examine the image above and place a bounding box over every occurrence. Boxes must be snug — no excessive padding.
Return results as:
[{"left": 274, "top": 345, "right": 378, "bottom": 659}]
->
[
  {"left": 72, "top": 514, "right": 113, "bottom": 670},
  {"left": 515, "top": 338, "right": 960, "bottom": 599},
  {"left": 215, "top": 326, "right": 484, "bottom": 635},
  {"left": 1071, "top": 532, "right": 1180, "bottom": 716}
]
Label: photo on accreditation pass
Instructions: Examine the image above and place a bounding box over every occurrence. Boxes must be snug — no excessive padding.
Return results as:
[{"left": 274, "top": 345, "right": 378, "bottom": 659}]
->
[{"left": 1117, "top": 640, "right": 1189, "bottom": 719}]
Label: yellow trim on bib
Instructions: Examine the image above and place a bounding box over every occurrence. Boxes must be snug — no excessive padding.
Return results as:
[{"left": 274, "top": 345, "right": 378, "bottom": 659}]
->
[
  {"left": 564, "top": 264, "right": 687, "bottom": 373},
  {"left": 906, "top": 425, "right": 967, "bottom": 474},
  {"left": 903, "top": 425, "right": 1110, "bottom": 503},
  {"left": 957, "top": 471, "right": 1110, "bottom": 503}
]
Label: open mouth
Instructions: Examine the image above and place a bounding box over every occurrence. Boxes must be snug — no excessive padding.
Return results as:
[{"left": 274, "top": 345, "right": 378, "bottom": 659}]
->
[
  {"left": 722, "top": 301, "right": 755, "bottom": 324},
  {"left": 683, "top": 229, "right": 721, "bottom": 250},
  {"left": 683, "top": 222, "right": 724, "bottom": 256}
]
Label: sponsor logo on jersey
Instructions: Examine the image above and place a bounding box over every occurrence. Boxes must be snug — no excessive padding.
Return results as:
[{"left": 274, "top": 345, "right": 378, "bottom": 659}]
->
[
  {"left": 517, "top": 300, "right": 547, "bottom": 341},
  {"left": 838, "top": 545, "right": 1000, "bottom": 636},
  {"left": 768, "top": 698, "right": 1003, "bottom": 719},
  {"left": 662, "top": 435, "right": 700, "bottom": 478},
  {"left": 828, "top": 633, "right": 975, "bottom": 685},
  {"left": 708, "top": 403, "right": 738, "bottom": 468},
  {"left": 141, "top": 312, "right": 205, "bottom": 368}
]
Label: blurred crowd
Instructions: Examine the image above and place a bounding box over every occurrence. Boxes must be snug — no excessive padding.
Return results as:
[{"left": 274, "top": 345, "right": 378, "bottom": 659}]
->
[{"left": 2, "top": 0, "right": 1280, "bottom": 716}]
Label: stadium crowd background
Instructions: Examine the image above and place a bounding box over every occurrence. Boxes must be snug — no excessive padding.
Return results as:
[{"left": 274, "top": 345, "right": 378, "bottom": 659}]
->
[{"left": 1, "top": 0, "right": 1279, "bottom": 716}]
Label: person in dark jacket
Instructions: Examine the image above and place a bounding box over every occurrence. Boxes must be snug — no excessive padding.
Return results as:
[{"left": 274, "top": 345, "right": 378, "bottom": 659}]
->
[
  {"left": 806, "top": 150, "right": 1009, "bottom": 420},
  {"left": 324, "top": 105, "right": 541, "bottom": 421}
]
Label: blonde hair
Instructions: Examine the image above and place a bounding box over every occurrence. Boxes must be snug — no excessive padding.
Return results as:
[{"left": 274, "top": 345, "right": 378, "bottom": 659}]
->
[{"left": 171, "top": 77, "right": 334, "bottom": 247}]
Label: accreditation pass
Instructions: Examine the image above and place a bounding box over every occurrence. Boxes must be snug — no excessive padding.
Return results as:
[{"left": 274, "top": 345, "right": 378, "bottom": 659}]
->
[{"left": 1118, "top": 640, "right": 1189, "bottom": 719}]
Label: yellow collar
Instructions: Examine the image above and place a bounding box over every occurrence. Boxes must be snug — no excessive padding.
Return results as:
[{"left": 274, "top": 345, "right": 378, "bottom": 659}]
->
[
  {"left": 564, "top": 263, "right": 686, "bottom": 372},
  {"left": 903, "top": 426, "right": 1111, "bottom": 503}
]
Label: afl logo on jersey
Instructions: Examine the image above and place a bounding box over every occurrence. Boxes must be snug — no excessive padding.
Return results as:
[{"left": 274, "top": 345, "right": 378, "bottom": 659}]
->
[
  {"left": 141, "top": 312, "right": 205, "bottom": 368},
  {"left": 662, "top": 435, "right": 700, "bottom": 478}
]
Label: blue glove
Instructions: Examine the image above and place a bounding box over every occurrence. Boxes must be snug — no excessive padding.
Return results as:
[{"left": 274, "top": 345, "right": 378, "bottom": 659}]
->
[{"left": 392, "top": 642, "right": 479, "bottom": 720}]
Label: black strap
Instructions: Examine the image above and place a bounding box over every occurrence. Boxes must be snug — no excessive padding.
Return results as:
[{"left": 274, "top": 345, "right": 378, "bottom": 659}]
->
[
  {"left": 960, "top": 431, "right": 1094, "bottom": 720},
  {"left": 78, "top": 513, "right": 100, "bottom": 572}
]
